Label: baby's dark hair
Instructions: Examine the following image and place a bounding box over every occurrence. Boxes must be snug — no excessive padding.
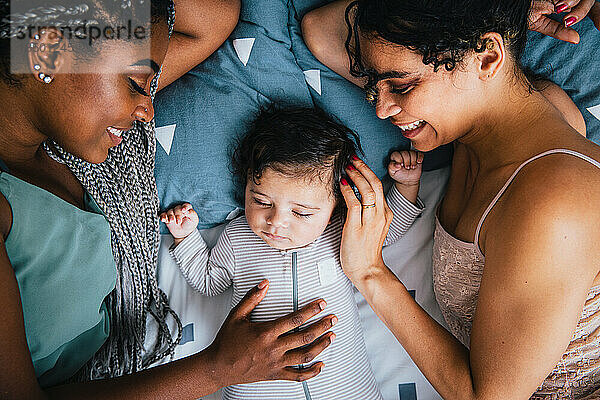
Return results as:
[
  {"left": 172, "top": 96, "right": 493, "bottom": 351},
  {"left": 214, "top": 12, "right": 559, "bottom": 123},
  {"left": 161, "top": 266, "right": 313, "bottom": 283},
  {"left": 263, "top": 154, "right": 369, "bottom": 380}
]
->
[
  {"left": 345, "top": 0, "right": 532, "bottom": 95},
  {"left": 232, "top": 106, "right": 363, "bottom": 204}
]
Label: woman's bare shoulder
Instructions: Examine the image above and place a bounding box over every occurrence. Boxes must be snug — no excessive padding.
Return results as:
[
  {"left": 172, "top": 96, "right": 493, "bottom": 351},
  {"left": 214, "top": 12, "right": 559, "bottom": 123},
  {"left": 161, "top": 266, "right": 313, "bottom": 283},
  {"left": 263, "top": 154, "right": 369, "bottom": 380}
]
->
[
  {"left": 485, "top": 149, "right": 600, "bottom": 255},
  {"left": 504, "top": 148, "right": 600, "bottom": 212},
  {"left": 479, "top": 150, "right": 600, "bottom": 289}
]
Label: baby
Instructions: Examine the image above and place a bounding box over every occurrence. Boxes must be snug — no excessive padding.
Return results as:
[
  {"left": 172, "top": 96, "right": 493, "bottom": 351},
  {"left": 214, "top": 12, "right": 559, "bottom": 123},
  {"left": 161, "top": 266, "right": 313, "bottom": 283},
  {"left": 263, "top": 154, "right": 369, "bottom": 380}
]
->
[{"left": 161, "top": 107, "right": 425, "bottom": 400}]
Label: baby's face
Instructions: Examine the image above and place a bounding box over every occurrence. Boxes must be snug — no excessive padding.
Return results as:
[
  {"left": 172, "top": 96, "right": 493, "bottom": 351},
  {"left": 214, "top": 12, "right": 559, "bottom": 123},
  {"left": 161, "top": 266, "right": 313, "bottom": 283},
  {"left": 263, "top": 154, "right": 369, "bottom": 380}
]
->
[{"left": 245, "top": 168, "right": 337, "bottom": 250}]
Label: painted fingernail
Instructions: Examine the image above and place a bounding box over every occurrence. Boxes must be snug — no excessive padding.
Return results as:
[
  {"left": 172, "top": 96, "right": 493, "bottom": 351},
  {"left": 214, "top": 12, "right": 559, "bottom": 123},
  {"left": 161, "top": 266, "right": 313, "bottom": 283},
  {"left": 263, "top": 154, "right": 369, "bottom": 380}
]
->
[
  {"left": 319, "top": 300, "right": 327, "bottom": 310},
  {"left": 340, "top": 178, "right": 348, "bottom": 186},
  {"left": 351, "top": 155, "right": 359, "bottom": 161},
  {"left": 555, "top": 3, "right": 568, "bottom": 13},
  {"left": 565, "top": 16, "right": 577, "bottom": 27},
  {"left": 347, "top": 164, "right": 356, "bottom": 171},
  {"left": 329, "top": 333, "right": 336, "bottom": 343},
  {"left": 331, "top": 316, "right": 338, "bottom": 326},
  {"left": 258, "top": 279, "right": 269, "bottom": 289}
]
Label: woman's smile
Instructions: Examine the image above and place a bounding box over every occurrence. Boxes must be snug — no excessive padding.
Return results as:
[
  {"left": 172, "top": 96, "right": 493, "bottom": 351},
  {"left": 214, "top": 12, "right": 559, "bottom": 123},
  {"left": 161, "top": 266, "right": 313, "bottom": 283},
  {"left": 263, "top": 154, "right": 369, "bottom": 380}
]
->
[
  {"left": 392, "top": 119, "right": 427, "bottom": 139},
  {"left": 106, "top": 126, "right": 127, "bottom": 146}
]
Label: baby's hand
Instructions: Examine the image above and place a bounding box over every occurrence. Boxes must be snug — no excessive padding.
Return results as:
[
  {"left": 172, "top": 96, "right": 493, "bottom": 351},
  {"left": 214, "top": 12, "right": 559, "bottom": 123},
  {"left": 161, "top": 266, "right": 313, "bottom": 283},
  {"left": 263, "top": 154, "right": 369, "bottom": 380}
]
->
[
  {"left": 159, "top": 203, "right": 199, "bottom": 241},
  {"left": 388, "top": 150, "right": 424, "bottom": 188}
]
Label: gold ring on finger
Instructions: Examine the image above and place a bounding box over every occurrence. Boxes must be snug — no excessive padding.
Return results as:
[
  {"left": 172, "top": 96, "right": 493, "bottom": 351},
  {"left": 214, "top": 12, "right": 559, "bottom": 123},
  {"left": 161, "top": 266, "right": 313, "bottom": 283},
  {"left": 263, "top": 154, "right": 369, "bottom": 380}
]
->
[{"left": 362, "top": 203, "right": 376, "bottom": 209}]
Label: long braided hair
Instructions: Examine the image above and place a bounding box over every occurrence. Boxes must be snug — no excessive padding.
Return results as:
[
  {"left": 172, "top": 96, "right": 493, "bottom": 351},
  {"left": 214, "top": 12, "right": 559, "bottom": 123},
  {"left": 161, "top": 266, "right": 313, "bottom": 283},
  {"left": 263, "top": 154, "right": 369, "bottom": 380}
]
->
[{"left": 1, "top": 0, "right": 182, "bottom": 380}]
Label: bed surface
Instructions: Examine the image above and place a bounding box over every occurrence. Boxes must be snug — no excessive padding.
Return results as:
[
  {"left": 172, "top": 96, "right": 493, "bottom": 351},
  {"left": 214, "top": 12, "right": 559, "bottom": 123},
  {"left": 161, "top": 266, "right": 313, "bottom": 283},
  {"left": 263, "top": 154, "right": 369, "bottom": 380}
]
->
[{"left": 153, "top": 2, "right": 599, "bottom": 399}]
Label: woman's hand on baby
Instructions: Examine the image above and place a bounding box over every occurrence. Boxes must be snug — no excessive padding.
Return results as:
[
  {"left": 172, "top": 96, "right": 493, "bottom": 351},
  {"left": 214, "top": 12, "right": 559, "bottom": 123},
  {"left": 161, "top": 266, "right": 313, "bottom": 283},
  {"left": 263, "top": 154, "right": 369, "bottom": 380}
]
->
[
  {"left": 388, "top": 150, "right": 423, "bottom": 188},
  {"left": 529, "top": 0, "right": 600, "bottom": 43},
  {"left": 339, "top": 157, "right": 393, "bottom": 283},
  {"left": 207, "top": 280, "right": 336, "bottom": 386},
  {"left": 159, "top": 203, "right": 199, "bottom": 244}
]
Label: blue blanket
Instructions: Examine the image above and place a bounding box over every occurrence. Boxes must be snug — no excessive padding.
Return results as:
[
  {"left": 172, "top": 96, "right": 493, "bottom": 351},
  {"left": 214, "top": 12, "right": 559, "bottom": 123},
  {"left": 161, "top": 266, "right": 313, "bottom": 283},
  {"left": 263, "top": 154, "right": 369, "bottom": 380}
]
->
[{"left": 154, "top": 0, "right": 599, "bottom": 231}]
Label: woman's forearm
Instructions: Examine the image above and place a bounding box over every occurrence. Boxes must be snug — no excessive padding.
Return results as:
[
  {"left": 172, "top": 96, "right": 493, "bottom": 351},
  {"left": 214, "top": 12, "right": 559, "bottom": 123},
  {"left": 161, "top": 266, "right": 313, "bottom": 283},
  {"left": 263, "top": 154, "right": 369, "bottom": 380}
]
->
[
  {"left": 46, "top": 349, "right": 223, "bottom": 400},
  {"left": 157, "top": 0, "right": 240, "bottom": 91},
  {"left": 301, "top": 0, "right": 365, "bottom": 87},
  {"left": 6, "top": 280, "right": 333, "bottom": 400},
  {"left": 355, "top": 264, "right": 477, "bottom": 400},
  {"left": 339, "top": 157, "right": 478, "bottom": 399}
]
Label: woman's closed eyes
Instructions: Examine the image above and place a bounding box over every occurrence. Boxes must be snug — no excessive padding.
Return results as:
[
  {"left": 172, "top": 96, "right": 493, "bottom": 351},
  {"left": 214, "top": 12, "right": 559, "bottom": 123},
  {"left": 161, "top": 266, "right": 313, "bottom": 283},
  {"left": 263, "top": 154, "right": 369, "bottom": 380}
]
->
[{"left": 128, "top": 77, "right": 150, "bottom": 96}]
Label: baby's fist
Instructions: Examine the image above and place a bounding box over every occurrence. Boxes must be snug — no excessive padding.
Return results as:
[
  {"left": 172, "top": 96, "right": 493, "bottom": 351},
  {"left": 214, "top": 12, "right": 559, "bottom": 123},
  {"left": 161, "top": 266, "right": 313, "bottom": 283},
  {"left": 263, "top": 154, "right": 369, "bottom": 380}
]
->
[
  {"left": 159, "top": 203, "right": 199, "bottom": 240},
  {"left": 388, "top": 150, "right": 424, "bottom": 187}
]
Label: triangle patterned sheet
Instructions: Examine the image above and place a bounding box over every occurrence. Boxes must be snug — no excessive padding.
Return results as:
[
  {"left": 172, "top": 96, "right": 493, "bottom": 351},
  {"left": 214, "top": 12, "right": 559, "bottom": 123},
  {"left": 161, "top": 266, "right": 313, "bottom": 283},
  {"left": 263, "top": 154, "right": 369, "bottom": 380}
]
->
[
  {"left": 303, "top": 69, "right": 322, "bottom": 95},
  {"left": 232, "top": 38, "right": 256, "bottom": 66},
  {"left": 156, "top": 124, "right": 176, "bottom": 155},
  {"left": 588, "top": 104, "right": 600, "bottom": 121}
]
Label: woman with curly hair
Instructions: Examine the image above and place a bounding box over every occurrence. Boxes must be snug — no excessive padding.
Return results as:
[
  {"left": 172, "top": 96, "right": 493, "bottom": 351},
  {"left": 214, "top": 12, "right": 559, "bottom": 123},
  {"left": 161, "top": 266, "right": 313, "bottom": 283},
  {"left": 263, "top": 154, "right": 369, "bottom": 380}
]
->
[{"left": 303, "top": 0, "right": 600, "bottom": 398}]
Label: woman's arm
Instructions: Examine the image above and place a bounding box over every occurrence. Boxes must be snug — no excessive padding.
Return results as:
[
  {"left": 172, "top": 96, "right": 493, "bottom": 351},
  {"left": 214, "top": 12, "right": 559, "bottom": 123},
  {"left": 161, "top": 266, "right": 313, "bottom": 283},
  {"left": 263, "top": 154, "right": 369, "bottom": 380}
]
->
[
  {"left": 46, "top": 283, "right": 334, "bottom": 400},
  {"left": 157, "top": 0, "right": 240, "bottom": 91},
  {"left": 338, "top": 157, "right": 600, "bottom": 400},
  {"left": 302, "top": 0, "right": 600, "bottom": 76},
  {"left": 301, "top": 0, "right": 600, "bottom": 98},
  {"left": 301, "top": 0, "right": 363, "bottom": 86},
  {"left": 0, "top": 196, "right": 334, "bottom": 399},
  {"left": 2, "top": 268, "right": 334, "bottom": 399}
]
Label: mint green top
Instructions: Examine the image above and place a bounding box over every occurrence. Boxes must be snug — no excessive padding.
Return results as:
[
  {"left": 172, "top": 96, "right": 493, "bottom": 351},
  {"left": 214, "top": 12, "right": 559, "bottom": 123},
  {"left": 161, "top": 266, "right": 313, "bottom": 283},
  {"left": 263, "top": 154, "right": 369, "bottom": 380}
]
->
[{"left": 0, "top": 172, "right": 117, "bottom": 387}]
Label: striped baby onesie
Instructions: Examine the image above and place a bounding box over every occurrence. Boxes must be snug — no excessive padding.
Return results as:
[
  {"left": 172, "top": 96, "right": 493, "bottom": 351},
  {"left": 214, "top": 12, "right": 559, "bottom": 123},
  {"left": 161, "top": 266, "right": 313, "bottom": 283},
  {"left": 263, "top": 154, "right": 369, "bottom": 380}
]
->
[{"left": 170, "top": 185, "right": 424, "bottom": 400}]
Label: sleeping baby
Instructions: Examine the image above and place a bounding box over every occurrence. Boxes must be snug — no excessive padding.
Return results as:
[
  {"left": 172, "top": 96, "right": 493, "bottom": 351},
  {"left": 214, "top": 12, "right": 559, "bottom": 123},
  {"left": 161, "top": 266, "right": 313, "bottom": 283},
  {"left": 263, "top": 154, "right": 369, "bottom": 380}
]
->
[{"left": 160, "top": 107, "right": 425, "bottom": 400}]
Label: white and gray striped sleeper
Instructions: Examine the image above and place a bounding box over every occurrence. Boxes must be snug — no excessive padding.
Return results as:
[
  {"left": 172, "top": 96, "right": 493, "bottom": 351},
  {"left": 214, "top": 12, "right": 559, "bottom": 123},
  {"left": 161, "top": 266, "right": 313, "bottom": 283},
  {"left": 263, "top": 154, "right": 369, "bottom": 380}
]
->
[{"left": 170, "top": 185, "right": 424, "bottom": 400}]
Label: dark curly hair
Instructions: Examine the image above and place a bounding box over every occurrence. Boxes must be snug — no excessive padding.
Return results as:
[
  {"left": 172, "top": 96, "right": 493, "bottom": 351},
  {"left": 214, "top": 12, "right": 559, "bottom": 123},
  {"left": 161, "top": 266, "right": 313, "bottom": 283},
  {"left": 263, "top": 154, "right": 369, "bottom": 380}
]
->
[
  {"left": 231, "top": 106, "right": 363, "bottom": 206},
  {"left": 345, "top": 0, "right": 533, "bottom": 100}
]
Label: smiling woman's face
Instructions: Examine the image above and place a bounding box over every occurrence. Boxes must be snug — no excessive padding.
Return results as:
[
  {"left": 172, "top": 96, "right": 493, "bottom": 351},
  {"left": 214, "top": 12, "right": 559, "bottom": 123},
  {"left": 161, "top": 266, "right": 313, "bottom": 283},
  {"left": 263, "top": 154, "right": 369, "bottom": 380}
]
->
[
  {"left": 359, "top": 35, "right": 486, "bottom": 152},
  {"left": 34, "top": 20, "right": 169, "bottom": 163}
]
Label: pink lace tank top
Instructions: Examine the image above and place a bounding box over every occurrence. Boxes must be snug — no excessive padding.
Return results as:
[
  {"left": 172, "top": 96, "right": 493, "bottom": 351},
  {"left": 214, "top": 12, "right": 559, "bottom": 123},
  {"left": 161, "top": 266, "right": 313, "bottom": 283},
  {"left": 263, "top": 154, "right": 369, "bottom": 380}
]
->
[{"left": 432, "top": 149, "right": 600, "bottom": 399}]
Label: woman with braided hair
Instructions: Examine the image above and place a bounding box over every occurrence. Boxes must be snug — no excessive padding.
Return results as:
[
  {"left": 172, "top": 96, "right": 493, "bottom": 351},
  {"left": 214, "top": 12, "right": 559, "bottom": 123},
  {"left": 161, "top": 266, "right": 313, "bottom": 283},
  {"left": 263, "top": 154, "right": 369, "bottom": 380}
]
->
[{"left": 0, "top": 0, "right": 334, "bottom": 398}]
